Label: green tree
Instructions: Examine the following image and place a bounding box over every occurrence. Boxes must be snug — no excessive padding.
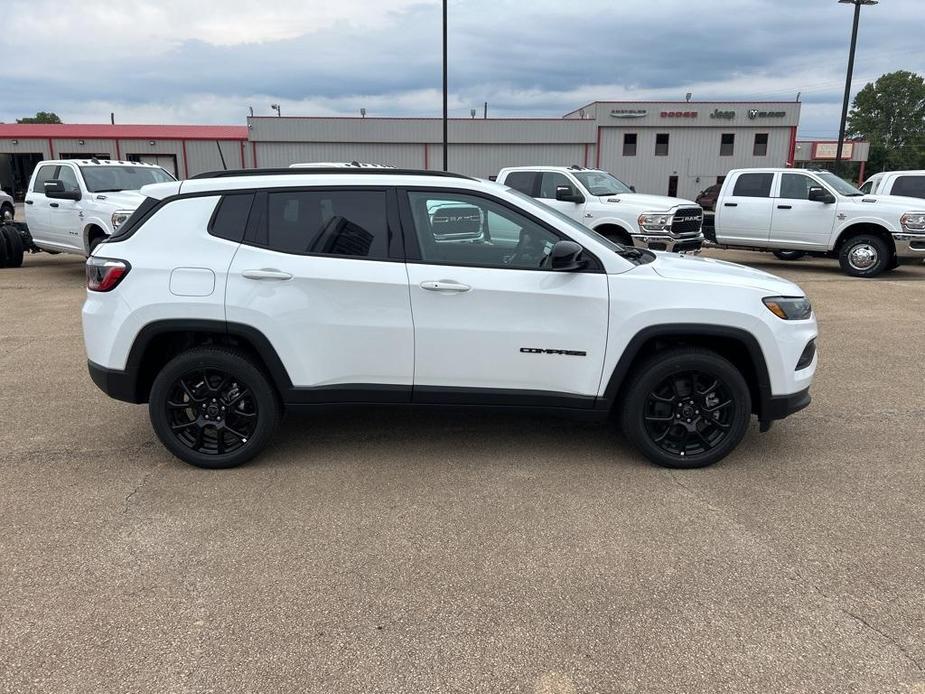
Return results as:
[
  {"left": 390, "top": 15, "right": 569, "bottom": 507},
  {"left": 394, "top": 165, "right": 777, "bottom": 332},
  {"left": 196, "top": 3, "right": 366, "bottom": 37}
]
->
[
  {"left": 847, "top": 70, "right": 925, "bottom": 173},
  {"left": 16, "top": 111, "right": 63, "bottom": 124}
]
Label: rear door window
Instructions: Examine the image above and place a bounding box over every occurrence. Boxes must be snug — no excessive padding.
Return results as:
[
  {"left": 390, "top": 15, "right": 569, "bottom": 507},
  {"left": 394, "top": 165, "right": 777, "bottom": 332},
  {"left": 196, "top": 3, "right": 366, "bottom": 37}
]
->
[
  {"left": 209, "top": 193, "right": 254, "bottom": 243},
  {"left": 503, "top": 171, "right": 538, "bottom": 196},
  {"left": 732, "top": 173, "right": 773, "bottom": 198},
  {"left": 253, "top": 189, "right": 391, "bottom": 260},
  {"left": 892, "top": 176, "right": 925, "bottom": 199}
]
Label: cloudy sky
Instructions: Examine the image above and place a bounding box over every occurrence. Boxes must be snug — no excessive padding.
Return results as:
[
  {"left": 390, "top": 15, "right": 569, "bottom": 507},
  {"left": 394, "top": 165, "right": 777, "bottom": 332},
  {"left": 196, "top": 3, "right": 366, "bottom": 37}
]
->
[{"left": 4, "top": 0, "right": 923, "bottom": 137}]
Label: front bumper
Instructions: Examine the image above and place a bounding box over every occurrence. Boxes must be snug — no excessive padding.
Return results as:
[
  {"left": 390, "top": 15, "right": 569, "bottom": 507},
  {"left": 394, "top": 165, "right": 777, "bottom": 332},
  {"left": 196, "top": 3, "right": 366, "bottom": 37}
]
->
[
  {"left": 631, "top": 232, "right": 704, "bottom": 253},
  {"left": 892, "top": 232, "right": 925, "bottom": 260}
]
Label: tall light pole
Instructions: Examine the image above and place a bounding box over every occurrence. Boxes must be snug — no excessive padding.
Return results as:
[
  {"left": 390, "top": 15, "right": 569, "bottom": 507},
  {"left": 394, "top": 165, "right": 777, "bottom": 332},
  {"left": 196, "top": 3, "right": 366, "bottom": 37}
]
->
[
  {"left": 835, "top": 0, "right": 877, "bottom": 173},
  {"left": 442, "top": 0, "right": 448, "bottom": 171}
]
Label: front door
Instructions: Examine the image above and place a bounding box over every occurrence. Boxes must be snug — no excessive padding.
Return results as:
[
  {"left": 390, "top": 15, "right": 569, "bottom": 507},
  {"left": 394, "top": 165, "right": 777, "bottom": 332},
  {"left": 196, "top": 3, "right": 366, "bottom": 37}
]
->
[
  {"left": 401, "top": 189, "right": 609, "bottom": 404},
  {"left": 770, "top": 173, "right": 837, "bottom": 250},
  {"left": 534, "top": 171, "right": 588, "bottom": 225},
  {"left": 48, "top": 164, "right": 85, "bottom": 251},
  {"left": 23, "top": 164, "right": 57, "bottom": 249},
  {"left": 225, "top": 188, "right": 414, "bottom": 401}
]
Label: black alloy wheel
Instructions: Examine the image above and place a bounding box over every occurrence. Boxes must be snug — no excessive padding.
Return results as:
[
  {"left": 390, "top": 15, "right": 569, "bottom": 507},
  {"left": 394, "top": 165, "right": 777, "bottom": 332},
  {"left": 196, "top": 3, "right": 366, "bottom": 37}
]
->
[
  {"left": 149, "top": 347, "right": 279, "bottom": 468},
  {"left": 622, "top": 348, "right": 751, "bottom": 469}
]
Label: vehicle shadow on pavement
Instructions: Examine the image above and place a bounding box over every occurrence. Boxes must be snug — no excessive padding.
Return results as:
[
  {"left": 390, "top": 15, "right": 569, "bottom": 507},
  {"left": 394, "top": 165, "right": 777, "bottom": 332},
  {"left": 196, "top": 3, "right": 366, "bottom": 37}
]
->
[{"left": 265, "top": 406, "right": 650, "bottom": 470}]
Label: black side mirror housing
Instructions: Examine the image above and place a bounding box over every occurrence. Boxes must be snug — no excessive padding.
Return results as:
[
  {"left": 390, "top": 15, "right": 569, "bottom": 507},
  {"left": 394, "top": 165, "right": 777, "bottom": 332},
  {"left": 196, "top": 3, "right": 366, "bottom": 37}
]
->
[
  {"left": 555, "top": 185, "right": 585, "bottom": 204},
  {"left": 629, "top": 185, "right": 637, "bottom": 193},
  {"left": 44, "top": 180, "right": 81, "bottom": 201},
  {"left": 808, "top": 186, "right": 835, "bottom": 204},
  {"left": 549, "top": 240, "right": 586, "bottom": 271}
]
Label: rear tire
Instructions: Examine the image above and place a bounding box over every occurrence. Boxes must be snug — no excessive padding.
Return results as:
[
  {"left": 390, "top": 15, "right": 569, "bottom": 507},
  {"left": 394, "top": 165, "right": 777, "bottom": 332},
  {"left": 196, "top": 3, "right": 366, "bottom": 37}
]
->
[
  {"left": 149, "top": 346, "right": 281, "bottom": 469},
  {"left": 621, "top": 348, "right": 752, "bottom": 469},
  {"left": 773, "top": 250, "right": 806, "bottom": 261},
  {"left": 1, "top": 226, "right": 24, "bottom": 267},
  {"left": 0, "top": 226, "right": 9, "bottom": 267},
  {"left": 838, "top": 234, "right": 890, "bottom": 278}
]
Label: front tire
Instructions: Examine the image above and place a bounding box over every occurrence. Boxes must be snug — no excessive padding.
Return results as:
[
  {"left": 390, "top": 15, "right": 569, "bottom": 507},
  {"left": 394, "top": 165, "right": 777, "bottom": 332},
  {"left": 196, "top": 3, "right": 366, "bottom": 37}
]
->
[
  {"left": 621, "top": 348, "right": 752, "bottom": 469},
  {"left": 838, "top": 234, "right": 890, "bottom": 277},
  {"left": 149, "top": 347, "right": 280, "bottom": 469}
]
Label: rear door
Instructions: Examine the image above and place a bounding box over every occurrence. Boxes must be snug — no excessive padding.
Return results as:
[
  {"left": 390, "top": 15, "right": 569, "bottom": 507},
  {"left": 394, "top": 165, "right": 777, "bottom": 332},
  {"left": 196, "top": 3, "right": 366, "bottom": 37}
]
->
[
  {"left": 24, "top": 164, "right": 58, "bottom": 246},
  {"left": 769, "top": 172, "right": 837, "bottom": 250},
  {"left": 716, "top": 172, "right": 775, "bottom": 244},
  {"left": 225, "top": 187, "right": 414, "bottom": 402},
  {"left": 400, "top": 188, "right": 609, "bottom": 404}
]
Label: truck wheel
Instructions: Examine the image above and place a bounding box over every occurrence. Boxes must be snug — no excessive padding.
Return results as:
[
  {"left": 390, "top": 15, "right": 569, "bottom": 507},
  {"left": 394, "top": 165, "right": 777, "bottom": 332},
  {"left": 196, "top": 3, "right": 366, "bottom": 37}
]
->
[
  {"left": 0, "top": 203, "right": 13, "bottom": 223},
  {"left": 621, "top": 347, "right": 751, "bottom": 469},
  {"left": 773, "top": 250, "right": 806, "bottom": 261},
  {"left": 88, "top": 235, "right": 104, "bottom": 255},
  {"left": 838, "top": 234, "right": 889, "bottom": 278},
  {"left": 1, "top": 226, "right": 24, "bottom": 267},
  {"left": 149, "top": 346, "right": 280, "bottom": 469},
  {"left": 0, "top": 226, "right": 9, "bottom": 267}
]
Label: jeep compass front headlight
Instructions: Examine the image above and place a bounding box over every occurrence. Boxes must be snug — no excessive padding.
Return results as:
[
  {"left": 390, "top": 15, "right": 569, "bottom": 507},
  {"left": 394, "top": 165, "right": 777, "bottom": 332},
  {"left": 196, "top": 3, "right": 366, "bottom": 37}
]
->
[
  {"left": 763, "top": 296, "right": 812, "bottom": 321},
  {"left": 638, "top": 212, "right": 671, "bottom": 232},
  {"left": 111, "top": 210, "right": 134, "bottom": 230},
  {"left": 900, "top": 212, "right": 925, "bottom": 232}
]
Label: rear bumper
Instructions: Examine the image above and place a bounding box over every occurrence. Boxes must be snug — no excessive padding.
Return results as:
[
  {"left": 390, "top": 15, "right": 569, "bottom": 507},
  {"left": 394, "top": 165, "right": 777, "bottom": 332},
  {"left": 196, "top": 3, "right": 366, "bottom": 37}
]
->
[{"left": 88, "top": 360, "right": 142, "bottom": 403}]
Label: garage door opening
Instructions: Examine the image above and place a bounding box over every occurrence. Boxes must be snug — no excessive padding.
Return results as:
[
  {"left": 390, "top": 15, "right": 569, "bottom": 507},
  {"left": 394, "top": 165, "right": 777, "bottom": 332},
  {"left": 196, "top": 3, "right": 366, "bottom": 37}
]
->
[{"left": 0, "top": 152, "right": 44, "bottom": 201}]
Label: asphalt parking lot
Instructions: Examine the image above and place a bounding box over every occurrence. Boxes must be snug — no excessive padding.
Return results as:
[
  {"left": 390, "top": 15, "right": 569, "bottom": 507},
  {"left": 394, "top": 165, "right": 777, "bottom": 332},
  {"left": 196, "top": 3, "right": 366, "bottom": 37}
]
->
[{"left": 1, "top": 251, "right": 923, "bottom": 694}]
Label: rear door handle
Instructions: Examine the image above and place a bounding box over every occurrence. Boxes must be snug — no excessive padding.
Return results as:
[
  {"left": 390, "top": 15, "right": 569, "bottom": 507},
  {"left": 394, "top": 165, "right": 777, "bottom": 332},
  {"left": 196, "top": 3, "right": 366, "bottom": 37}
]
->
[
  {"left": 242, "top": 269, "right": 293, "bottom": 281},
  {"left": 49, "top": 202, "right": 59, "bottom": 208},
  {"left": 724, "top": 202, "right": 738, "bottom": 207},
  {"left": 420, "top": 280, "right": 471, "bottom": 293},
  {"left": 777, "top": 204, "right": 792, "bottom": 210}
]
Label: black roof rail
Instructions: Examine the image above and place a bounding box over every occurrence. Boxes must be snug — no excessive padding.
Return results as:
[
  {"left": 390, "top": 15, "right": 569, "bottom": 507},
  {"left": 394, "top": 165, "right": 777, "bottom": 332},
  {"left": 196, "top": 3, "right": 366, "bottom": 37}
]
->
[{"left": 191, "top": 167, "right": 474, "bottom": 180}]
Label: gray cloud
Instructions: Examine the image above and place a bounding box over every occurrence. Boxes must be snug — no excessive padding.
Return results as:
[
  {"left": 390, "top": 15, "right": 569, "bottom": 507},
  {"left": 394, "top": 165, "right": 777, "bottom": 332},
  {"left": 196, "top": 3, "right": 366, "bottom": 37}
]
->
[{"left": 2, "top": 0, "right": 923, "bottom": 138}]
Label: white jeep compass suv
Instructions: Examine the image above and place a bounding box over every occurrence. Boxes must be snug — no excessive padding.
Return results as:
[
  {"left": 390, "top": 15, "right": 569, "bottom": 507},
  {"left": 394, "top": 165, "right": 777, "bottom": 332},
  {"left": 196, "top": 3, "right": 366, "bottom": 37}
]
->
[{"left": 83, "top": 168, "right": 817, "bottom": 470}]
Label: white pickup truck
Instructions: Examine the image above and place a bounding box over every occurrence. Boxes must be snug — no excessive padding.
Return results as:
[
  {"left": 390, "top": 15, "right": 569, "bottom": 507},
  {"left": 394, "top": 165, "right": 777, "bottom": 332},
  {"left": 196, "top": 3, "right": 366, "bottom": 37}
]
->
[
  {"left": 23, "top": 159, "right": 174, "bottom": 256},
  {"left": 860, "top": 170, "right": 925, "bottom": 200},
  {"left": 497, "top": 165, "right": 704, "bottom": 253},
  {"left": 707, "top": 168, "right": 925, "bottom": 277}
]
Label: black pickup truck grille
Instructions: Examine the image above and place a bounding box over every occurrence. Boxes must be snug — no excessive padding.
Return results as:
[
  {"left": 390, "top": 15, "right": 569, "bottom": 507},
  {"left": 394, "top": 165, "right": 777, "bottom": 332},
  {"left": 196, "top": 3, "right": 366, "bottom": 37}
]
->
[{"left": 671, "top": 208, "right": 703, "bottom": 235}]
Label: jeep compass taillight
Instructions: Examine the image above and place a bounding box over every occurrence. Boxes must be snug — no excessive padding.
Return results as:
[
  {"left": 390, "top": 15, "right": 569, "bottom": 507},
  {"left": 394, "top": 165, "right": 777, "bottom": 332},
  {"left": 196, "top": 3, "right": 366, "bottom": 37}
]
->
[{"left": 86, "top": 257, "right": 131, "bottom": 292}]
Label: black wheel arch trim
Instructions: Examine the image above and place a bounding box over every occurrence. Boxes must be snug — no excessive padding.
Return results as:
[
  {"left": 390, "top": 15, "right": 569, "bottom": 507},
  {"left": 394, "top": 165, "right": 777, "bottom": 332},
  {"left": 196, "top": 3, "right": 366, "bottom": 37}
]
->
[
  {"left": 99, "top": 319, "right": 293, "bottom": 403},
  {"left": 598, "top": 323, "right": 776, "bottom": 420}
]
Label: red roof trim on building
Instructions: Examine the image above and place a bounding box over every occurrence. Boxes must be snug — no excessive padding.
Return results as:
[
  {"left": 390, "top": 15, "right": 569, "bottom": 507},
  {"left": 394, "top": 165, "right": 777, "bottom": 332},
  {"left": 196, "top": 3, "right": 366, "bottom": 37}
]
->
[{"left": 0, "top": 124, "right": 248, "bottom": 140}]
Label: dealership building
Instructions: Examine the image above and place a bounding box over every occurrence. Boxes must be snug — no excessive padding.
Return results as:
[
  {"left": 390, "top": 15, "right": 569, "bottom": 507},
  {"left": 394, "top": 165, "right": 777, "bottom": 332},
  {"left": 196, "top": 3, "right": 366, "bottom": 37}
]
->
[{"left": 1, "top": 100, "right": 869, "bottom": 201}]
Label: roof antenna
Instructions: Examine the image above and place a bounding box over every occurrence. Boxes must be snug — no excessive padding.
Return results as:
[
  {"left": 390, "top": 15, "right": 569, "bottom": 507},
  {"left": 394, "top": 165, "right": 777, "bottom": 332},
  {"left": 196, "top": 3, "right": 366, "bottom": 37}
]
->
[{"left": 216, "top": 141, "right": 227, "bottom": 171}]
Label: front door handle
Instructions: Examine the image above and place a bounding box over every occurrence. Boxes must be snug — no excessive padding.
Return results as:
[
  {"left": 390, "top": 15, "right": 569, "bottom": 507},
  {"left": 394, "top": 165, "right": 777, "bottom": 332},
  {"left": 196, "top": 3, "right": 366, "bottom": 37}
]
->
[
  {"left": 50, "top": 202, "right": 59, "bottom": 208},
  {"left": 420, "top": 280, "right": 471, "bottom": 293},
  {"left": 25, "top": 200, "right": 34, "bottom": 205},
  {"left": 242, "top": 269, "right": 293, "bottom": 281},
  {"left": 724, "top": 202, "right": 738, "bottom": 207},
  {"left": 777, "top": 204, "right": 792, "bottom": 210}
]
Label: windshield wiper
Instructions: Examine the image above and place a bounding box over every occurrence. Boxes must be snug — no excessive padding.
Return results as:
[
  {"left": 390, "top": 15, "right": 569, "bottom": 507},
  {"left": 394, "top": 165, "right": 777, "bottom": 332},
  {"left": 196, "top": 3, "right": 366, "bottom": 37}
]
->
[
  {"left": 616, "top": 246, "right": 644, "bottom": 259},
  {"left": 94, "top": 188, "right": 126, "bottom": 193}
]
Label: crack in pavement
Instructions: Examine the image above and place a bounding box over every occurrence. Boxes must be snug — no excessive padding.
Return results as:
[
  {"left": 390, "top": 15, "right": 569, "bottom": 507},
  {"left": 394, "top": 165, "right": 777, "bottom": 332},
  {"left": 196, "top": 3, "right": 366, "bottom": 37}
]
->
[{"left": 664, "top": 469, "right": 924, "bottom": 675}]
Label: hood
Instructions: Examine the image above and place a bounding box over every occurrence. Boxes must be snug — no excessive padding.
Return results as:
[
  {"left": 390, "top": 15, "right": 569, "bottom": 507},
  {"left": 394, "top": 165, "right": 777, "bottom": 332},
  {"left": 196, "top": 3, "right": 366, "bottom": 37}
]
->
[
  {"left": 89, "top": 189, "right": 147, "bottom": 210},
  {"left": 856, "top": 194, "right": 925, "bottom": 210},
  {"left": 599, "top": 193, "right": 699, "bottom": 210},
  {"left": 651, "top": 252, "right": 802, "bottom": 294}
]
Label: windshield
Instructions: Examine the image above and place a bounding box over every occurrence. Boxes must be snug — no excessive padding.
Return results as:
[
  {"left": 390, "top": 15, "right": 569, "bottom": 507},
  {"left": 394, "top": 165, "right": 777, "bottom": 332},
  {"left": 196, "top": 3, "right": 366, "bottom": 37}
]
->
[
  {"left": 815, "top": 171, "right": 863, "bottom": 196},
  {"left": 79, "top": 165, "right": 175, "bottom": 193},
  {"left": 504, "top": 187, "right": 626, "bottom": 253},
  {"left": 573, "top": 171, "right": 634, "bottom": 196}
]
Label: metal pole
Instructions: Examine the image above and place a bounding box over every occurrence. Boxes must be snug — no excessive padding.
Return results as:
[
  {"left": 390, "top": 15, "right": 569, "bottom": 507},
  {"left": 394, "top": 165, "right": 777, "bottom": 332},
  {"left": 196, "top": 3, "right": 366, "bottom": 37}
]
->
[
  {"left": 442, "top": 0, "right": 448, "bottom": 171},
  {"left": 835, "top": 1, "right": 862, "bottom": 174}
]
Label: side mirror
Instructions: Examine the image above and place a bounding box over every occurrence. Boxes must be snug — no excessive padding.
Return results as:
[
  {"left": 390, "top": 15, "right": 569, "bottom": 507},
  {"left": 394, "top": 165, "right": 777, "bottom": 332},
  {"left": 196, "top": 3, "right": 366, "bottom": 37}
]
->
[
  {"left": 555, "top": 185, "right": 585, "bottom": 204},
  {"left": 549, "top": 240, "right": 586, "bottom": 271},
  {"left": 44, "top": 180, "right": 81, "bottom": 201},
  {"left": 629, "top": 185, "right": 637, "bottom": 193},
  {"left": 808, "top": 186, "right": 835, "bottom": 204}
]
